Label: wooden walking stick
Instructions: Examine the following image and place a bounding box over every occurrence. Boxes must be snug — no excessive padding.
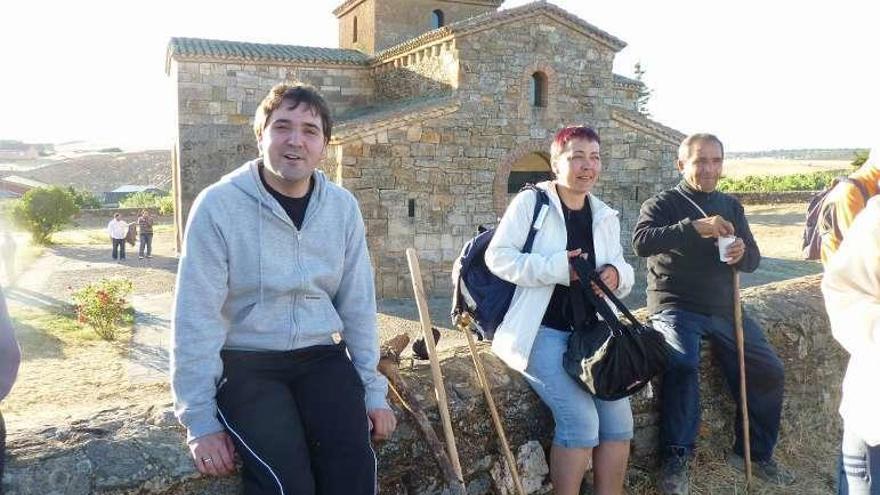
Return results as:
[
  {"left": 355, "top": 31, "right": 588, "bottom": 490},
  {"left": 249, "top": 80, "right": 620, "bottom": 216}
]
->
[
  {"left": 457, "top": 312, "right": 527, "bottom": 495},
  {"left": 405, "top": 248, "right": 465, "bottom": 488},
  {"left": 733, "top": 268, "right": 753, "bottom": 490}
]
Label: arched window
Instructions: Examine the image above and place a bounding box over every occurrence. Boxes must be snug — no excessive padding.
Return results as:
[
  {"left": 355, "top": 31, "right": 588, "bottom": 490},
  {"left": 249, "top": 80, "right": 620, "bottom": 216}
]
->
[
  {"left": 353, "top": 16, "right": 358, "bottom": 43},
  {"left": 432, "top": 9, "right": 445, "bottom": 29},
  {"left": 530, "top": 72, "right": 548, "bottom": 107}
]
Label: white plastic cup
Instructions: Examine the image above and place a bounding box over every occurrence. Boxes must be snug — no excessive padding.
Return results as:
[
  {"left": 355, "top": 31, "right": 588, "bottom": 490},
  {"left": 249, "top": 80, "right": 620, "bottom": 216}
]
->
[{"left": 718, "top": 235, "right": 736, "bottom": 262}]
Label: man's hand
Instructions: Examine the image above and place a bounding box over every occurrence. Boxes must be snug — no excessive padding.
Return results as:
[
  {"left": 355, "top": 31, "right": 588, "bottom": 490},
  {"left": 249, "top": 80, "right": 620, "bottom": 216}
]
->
[
  {"left": 189, "top": 431, "right": 237, "bottom": 476},
  {"left": 723, "top": 237, "right": 746, "bottom": 265},
  {"left": 692, "top": 215, "right": 735, "bottom": 238},
  {"left": 368, "top": 408, "right": 396, "bottom": 442}
]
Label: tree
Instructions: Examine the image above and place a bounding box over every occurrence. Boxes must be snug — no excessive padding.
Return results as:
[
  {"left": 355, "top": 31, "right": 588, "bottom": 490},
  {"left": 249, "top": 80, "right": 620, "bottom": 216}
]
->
[
  {"left": 852, "top": 149, "right": 869, "bottom": 169},
  {"left": 67, "top": 187, "right": 102, "bottom": 209},
  {"left": 119, "top": 191, "right": 165, "bottom": 209},
  {"left": 11, "top": 187, "right": 79, "bottom": 244},
  {"left": 634, "top": 61, "right": 653, "bottom": 117}
]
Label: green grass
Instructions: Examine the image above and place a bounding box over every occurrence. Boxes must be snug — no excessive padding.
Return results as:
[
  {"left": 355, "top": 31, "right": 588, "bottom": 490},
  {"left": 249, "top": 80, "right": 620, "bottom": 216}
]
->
[
  {"left": 10, "top": 306, "right": 134, "bottom": 359},
  {"left": 718, "top": 169, "right": 848, "bottom": 192}
]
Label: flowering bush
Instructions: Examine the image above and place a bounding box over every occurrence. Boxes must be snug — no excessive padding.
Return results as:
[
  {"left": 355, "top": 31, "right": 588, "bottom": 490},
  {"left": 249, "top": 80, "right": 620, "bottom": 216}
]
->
[{"left": 72, "top": 278, "right": 134, "bottom": 341}]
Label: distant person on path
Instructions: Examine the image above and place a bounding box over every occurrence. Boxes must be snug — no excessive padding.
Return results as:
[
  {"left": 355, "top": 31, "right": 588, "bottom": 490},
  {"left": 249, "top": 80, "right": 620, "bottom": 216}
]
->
[
  {"left": 171, "top": 83, "right": 394, "bottom": 494},
  {"left": 632, "top": 133, "right": 794, "bottom": 494},
  {"left": 823, "top": 194, "right": 880, "bottom": 495},
  {"left": 0, "top": 285, "right": 22, "bottom": 487},
  {"left": 819, "top": 145, "right": 880, "bottom": 265},
  {"left": 107, "top": 213, "right": 128, "bottom": 260},
  {"left": 137, "top": 210, "right": 154, "bottom": 259}
]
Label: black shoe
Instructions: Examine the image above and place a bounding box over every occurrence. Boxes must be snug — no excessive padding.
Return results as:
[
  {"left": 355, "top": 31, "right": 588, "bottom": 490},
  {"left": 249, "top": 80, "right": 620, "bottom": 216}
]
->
[
  {"left": 728, "top": 453, "right": 796, "bottom": 485},
  {"left": 659, "top": 448, "right": 690, "bottom": 495}
]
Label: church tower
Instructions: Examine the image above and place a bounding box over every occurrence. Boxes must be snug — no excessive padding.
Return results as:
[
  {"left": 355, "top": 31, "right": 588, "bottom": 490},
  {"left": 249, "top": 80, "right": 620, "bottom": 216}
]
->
[{"left": 334, "top": 0, "right": 505, "bottom": 55}]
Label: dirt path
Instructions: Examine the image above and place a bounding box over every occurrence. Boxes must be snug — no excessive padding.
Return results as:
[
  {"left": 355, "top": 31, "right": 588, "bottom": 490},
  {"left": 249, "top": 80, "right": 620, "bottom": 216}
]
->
[{"left": 3, "top": 229, "right": 176, "bottom": 430}]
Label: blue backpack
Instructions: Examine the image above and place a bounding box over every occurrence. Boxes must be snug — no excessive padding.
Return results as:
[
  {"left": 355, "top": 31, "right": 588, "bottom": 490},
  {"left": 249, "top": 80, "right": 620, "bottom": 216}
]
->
[{"left": 451, "top": 186, "right": 550, "bottom": 340}]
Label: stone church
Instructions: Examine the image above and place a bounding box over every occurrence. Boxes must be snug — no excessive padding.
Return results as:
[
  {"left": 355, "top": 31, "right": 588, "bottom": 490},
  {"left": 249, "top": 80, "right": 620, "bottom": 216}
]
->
[{"left": 166, "top": 0, "right": 685, "bottom": 298}]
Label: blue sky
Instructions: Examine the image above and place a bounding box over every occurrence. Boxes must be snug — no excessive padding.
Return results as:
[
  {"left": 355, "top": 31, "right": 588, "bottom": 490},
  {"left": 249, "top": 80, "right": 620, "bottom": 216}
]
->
[{"left": 0, "top": 0, "right": 875, "bottom": 152}]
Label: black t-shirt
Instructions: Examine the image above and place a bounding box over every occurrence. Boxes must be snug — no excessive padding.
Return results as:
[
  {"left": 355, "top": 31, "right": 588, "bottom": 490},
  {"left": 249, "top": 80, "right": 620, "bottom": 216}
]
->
[
  {"left": 541, "top": 196, "right": 597, "bottom": 332},
  {"left": 259, "top": 167, "right": 313, "bottom": 230}
]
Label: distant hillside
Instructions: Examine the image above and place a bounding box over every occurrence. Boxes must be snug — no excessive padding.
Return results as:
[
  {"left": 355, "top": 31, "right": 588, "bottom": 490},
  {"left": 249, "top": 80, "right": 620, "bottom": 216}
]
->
[
  {"left": 727, "top": 148, "right": 866, "bottom": 161},
  {"left": 18, "top": 150, "right": 170, "bottom": 193}
]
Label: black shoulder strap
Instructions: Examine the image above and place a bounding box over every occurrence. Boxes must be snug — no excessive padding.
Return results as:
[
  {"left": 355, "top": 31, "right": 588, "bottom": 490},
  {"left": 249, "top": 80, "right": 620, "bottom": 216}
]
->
[{"left": 570, "top": 256, "right": 640, "bottom": 328}]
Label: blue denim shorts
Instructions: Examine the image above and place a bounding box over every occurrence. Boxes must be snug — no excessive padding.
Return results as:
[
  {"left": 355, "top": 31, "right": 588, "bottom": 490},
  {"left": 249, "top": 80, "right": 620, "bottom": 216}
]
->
[{"left": 521, "top": 326, "right": 633, "bottom": 448}]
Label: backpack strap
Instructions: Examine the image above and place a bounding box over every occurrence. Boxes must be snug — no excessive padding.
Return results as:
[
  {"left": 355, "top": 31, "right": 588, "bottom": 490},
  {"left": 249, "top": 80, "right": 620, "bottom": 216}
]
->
[
  {"left": 840, "top": 177, "right": 871, "bottom": 204},
  {"left": 521, "top": 185, "right": 549, "bottom": 253}
]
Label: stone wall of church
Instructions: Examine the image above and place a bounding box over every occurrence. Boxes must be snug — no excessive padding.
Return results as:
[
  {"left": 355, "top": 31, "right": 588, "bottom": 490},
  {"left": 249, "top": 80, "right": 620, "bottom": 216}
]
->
[
  {"left": 373, "top": 0, "right": 494, "bottom": 53},
  {"left": 373, "top": 40, "right": 459, "bottom": 101},
  {"left": 333, "top": 17, "right": 681, "bottom": 299},
  {"left": 613, "top": 84, "right": 640, "bottom": 112},
  {"left": 337, "top": 0, "right": 376, "bottom": 54},
  {"left": 600, "top": 118, "right": 682, "bottom": 275},
  {"left": 172, "top": 59, "right": 375, "bottom": 227}
]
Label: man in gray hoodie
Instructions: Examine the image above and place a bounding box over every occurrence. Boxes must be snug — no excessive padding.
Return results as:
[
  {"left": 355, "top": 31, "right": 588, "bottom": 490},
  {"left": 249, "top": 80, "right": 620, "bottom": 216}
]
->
[
  {"left": 1, "top": 285, "right": 21, "bottom": 486},
  {"left": 171, "top": 83, "right": 395, "bottom": 495}
]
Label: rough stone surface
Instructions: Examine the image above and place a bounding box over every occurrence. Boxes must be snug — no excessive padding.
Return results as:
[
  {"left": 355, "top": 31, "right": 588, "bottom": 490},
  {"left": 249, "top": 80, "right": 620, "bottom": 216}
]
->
[
  {"left": 169, "top": 2, "right": 685, "bottom": 297},
  {"left": 3, "top": 275, "right": 843, "bottom": 494}
]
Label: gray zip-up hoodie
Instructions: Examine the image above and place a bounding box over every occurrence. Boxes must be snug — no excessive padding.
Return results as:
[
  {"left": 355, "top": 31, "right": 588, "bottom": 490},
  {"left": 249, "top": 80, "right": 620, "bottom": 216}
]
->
[{"left": 171, "top": 159, "right": 389, "bottom": 442}]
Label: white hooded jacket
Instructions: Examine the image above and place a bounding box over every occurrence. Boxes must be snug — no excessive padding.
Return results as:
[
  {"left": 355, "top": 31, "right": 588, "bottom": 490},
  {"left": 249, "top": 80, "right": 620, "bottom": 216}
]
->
[
  {"left": 485, "top": 181, "right": 634, "bottom": 371},
  {"left": 822, "top": 195, "right": 880, "bottom": 446}
]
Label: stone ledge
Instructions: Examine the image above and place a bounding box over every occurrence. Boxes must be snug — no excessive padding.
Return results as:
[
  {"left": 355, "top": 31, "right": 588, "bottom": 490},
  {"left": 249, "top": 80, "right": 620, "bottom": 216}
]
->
[{"left": 3, "top": 275, "right": 842, "bottom": 494}]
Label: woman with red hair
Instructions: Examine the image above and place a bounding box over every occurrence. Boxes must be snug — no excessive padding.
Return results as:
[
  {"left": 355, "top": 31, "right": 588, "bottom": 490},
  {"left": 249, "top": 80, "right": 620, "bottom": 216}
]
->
[{"left": 486, "top": 126, "right": 634, "bottom": 494}]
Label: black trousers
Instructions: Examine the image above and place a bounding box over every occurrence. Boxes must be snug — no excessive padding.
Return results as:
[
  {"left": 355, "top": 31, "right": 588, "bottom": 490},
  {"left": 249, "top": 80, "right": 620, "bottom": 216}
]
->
[
  {"left": 217, "top": 343, "right": 376, "bottom": 495},
  {"left": 111, "top": 238, "right": 126, "bottom": 259}
]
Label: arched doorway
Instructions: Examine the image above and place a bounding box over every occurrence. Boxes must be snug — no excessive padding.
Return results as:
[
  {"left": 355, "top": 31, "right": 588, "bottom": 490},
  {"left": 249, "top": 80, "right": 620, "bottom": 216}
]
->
[{"left": 507, "top": 151, "right": 552, "bottom": 201}]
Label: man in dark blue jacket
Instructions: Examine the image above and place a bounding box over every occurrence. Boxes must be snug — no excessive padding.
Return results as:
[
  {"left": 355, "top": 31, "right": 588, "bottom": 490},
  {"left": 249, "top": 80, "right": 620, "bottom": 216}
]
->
[{"left": 632, "top": 133, "right": 793, "bottom": 494}]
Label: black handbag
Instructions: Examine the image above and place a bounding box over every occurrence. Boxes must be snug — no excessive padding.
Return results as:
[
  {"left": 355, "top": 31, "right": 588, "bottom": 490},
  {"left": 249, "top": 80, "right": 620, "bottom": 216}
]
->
[{"left": 562, "top": 257, "right": 672, "bottom": 401}]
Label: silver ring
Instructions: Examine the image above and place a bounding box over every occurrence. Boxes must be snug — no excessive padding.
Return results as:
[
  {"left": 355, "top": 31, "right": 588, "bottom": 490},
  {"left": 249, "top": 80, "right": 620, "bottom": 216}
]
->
[{"left": 201, "top": 457, "right": 214, "bottom": 463}]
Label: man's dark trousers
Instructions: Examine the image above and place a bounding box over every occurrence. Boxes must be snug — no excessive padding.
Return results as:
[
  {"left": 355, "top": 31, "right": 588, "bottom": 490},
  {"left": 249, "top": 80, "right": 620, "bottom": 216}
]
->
[
  {"left": 216, "top": 343, "right": 376, "bottom": 495},
  {"left": 650, "top": 308, "right": 785, "bottom": 461},
  {"left": 112, "top": 238, "right": 126, "bottom": 259}
]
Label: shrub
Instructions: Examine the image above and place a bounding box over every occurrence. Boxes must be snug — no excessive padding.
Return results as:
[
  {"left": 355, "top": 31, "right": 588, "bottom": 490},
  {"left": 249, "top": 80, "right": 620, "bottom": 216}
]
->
[
  {"left": 72, "top": 277, "right": 134, "bottom": 341},
  {"left": 11, "top": 186, "right": 79, "bottom": 244},
  {"left": 852, "top": 150, "right": 869, "bottom": 169},
  {"left": 119, "top": 191, "right": 167, "bottom": 209},
  {"left": 717, "top": 170, "right": 849, "bottom": 193},
  {"left": 67, "top": 187, "right": 102, "bottom": 209},
  {"left": 157, "top": 195, "right": 174, "bottom": 216}
]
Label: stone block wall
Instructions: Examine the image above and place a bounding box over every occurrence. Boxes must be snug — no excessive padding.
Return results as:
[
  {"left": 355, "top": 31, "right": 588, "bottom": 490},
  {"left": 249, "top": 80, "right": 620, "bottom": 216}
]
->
[
  {"left": 337, "top": 0, "right": 376, "bottom": 54},
  {"left": 373, "top": 40, "right": 459, "bottom": 101},
  {"left": 602, "top": 116, "right": 682, "bottom": 273},
  {"left": 336, "top": 0, "right": 497, "bottom": 55},
  {"left": 373, "top": 0, "right": 495, "bottom": 53},
  {"left": 171, "top": 59, "right": 375, "bottom": 231}
]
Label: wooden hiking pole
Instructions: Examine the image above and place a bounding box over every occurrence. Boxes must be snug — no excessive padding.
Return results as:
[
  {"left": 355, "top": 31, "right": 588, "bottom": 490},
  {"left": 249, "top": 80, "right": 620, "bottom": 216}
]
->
[
  {"left": 733, "top": 268, "right": 753, "bottom": 490},
  {"left": 405, "top": 248, "right": 465, "bottom": 488},
  {"left": 457, "top": 312, "right": 526, "bottom": 495}
]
